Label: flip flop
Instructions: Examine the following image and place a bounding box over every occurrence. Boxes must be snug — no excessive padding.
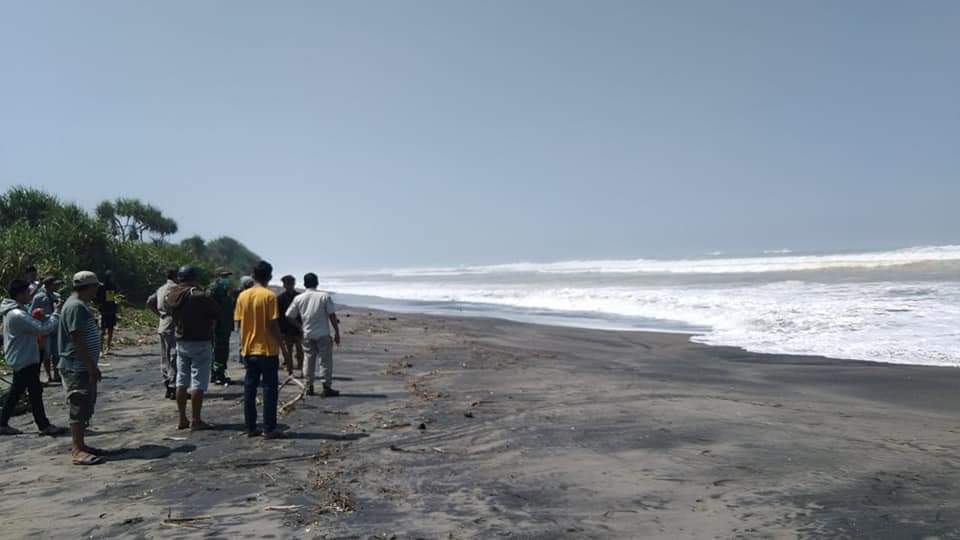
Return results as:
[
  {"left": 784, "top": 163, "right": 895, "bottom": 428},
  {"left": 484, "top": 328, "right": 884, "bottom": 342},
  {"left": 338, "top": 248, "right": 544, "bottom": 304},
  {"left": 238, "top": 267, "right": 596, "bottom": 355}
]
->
[
  {"left": 84, "top": 446, "right": 107, "bottom": 456},
  {"left": 72, "top": 453, "right": 105, "bottom": 466}
]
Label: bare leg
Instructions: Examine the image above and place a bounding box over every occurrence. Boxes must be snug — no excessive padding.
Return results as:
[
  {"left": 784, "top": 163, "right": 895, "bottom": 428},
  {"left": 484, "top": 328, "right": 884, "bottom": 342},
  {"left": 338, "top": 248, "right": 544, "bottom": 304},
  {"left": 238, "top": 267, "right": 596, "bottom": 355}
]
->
[
  {"left": 190, "top": 390, "right": 211, "bottom": 430},
  {"left": 42, "top": 352, "right": 53, "bottom": 382},
  {"left": 175, "top": 386, "right": 190, "bottom": 429}
]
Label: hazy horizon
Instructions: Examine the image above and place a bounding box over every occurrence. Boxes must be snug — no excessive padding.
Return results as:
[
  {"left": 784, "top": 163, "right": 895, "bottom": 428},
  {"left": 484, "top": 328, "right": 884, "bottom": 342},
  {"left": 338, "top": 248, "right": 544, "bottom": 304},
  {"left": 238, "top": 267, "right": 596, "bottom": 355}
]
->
[{"left": 3, "top": 2, "right": 958, "bottom": 273}]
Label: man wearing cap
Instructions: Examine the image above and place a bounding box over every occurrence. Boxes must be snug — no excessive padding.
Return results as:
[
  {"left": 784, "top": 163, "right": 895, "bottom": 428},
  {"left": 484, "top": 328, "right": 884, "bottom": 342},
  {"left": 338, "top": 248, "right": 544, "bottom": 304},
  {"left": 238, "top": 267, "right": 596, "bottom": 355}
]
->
[
  {"left": 58, "top": 271, "right": 105, "bottom": 465},
  {"left": 209, "top": 268, "right": 235, "bottom": 385},
  {"left": 31, "top": 276, "right": 64, "bottom": 383},
  {"left": 147, "top": 269, "right": 179, "bottom": 399},
  {"left": 163, "top": 266, "right": 219, "bottom": 430}
]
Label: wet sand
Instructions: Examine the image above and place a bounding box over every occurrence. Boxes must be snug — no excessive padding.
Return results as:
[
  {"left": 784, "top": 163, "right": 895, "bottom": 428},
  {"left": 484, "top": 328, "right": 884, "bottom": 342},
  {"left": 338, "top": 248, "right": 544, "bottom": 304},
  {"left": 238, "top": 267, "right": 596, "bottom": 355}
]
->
[{"left": 2, "top": 308, "right": 960, "bottom": 539}]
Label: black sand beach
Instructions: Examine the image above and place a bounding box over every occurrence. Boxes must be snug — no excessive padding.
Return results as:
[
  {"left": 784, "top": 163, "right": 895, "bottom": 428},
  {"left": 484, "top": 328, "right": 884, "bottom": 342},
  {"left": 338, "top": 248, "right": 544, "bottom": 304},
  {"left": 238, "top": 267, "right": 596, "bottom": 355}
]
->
[{"left": 2, "top": 308, "right": 960, "bottom": 539}]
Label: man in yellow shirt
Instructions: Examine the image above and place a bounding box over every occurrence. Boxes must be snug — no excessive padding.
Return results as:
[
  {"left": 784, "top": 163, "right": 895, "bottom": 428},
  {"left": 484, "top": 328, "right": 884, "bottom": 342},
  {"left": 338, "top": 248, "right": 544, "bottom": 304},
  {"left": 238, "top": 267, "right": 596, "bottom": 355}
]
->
[{"left": 234, "top": 260, "right": 285, "bottom": 439}]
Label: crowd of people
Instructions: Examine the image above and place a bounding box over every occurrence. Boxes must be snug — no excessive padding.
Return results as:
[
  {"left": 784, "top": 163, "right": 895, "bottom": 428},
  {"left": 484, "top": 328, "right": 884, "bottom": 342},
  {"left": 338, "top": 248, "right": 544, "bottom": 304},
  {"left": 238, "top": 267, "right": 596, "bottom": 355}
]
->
[{"left": 0, "top": 259, "right": 342, "bottom": 466}]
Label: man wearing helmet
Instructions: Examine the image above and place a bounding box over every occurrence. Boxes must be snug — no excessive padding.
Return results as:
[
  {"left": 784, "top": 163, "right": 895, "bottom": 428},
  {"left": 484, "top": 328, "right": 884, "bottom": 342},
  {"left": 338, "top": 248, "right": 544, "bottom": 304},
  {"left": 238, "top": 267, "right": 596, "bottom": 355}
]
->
[{"left": 163, "top": 266, "right": 219, "bottom": 431}]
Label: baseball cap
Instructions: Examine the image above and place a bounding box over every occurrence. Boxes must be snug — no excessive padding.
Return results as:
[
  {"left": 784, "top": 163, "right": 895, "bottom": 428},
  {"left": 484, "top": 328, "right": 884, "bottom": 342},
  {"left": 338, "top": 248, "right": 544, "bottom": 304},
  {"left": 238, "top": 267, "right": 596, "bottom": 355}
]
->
[
  {"left": 216, "top": 267, "right": 233, "bottom": 277},
  {"left": 41, "top": 275, "right": 63, "bottom": 286},
  {"left": 73, "top": 271, "right": 102, "bottom": 288}
]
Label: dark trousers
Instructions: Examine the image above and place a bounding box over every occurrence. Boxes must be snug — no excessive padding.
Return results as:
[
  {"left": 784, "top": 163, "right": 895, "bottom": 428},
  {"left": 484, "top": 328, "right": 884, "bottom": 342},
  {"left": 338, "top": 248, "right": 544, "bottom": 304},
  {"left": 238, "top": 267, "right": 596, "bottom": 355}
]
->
[
  {"left": 0, "top": 363, "right": 50, "bottom": 430},
  {"left": 212, "top": 330, "right": 231, "bottom": 378},
  {"left": 243, "top": 355, "right": 279, "bottom": 434}
]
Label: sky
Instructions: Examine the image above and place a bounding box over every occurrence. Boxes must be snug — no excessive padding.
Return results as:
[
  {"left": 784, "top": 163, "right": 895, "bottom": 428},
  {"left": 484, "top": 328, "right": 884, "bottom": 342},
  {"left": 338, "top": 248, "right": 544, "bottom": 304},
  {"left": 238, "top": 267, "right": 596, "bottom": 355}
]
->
[{"left": 1, "top": 1, "right": 958, "bottom": 273}]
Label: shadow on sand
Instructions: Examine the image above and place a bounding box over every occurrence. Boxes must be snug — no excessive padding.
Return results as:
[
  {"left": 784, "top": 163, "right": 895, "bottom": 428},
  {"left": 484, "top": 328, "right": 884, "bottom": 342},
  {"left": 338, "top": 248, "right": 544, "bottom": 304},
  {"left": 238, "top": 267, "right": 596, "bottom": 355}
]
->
[{"left": 104, "top": 444, "right": 197, "bottom": 461}]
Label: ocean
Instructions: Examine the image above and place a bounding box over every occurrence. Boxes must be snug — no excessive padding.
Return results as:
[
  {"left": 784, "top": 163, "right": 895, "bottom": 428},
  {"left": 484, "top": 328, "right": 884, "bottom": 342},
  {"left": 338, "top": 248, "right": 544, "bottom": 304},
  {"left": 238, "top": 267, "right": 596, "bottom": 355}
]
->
[{"left": 318, "top": 246, "right": 960, "bottom": 367}]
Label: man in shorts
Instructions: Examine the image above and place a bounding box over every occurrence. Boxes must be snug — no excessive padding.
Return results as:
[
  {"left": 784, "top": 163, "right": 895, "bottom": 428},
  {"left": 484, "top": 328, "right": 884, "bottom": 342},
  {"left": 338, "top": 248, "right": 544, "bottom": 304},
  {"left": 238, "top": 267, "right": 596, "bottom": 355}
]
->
[
  {"left": 285, "top": 273, "right": 342, "bottom": 397},
  {"left": 58, "top": 271, "right": 104, "bottom": 466},
  {"left": 163, "top": 266, "right": 219, "bottom": 430}
]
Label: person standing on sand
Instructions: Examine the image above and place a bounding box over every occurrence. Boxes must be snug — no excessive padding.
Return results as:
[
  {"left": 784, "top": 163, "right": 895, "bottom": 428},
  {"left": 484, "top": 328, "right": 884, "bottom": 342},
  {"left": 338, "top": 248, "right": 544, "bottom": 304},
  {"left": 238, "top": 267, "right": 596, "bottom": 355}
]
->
[
  {"left": 58, "top": 271, "right": 105, "bottom": 466},
  {"left": 0, "top": 279, "right": 66, "bottom": 436},
  {"left": 276, "top": 275, "right": 304, "bottom": 377},
  {"left": 234, "top": 261, "right": 285, "bottom": 439},
  {"left": 209, "top": 268, "right": 235, "bottom": 385},
  {"left": 31, "top": 276, "right": 63, "bottom": 383},
  {"left": 285, "top": 273, "right": 341, "bottom": 397},
  {"left": 235, "top": 275, "right": 255, "bottom": 363},
  {"left": 147, "top": 269, "right": 179, "bottom": 400},
  {"left": 95, "top": 270, "right": 118, "bottom": 356},
  {"left": 164, "top": 266, "right": 219, "bottom": 431}
]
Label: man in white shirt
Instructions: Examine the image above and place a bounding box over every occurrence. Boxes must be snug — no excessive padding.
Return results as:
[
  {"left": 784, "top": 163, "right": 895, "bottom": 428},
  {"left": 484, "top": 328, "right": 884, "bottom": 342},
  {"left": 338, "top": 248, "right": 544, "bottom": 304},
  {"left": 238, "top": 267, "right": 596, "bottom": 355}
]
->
[{"left": 285, "top": 273, "right": 341, "bottom": 397}]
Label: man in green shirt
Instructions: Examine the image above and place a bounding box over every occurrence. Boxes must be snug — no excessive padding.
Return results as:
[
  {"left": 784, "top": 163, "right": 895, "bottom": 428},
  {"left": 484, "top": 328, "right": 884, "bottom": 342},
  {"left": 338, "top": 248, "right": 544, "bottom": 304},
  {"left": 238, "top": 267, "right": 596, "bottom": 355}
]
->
[
  {"left": 58, "top": 271, "right": 104, "bottom": 466},
  {"left": 209, "top": 268, "right": 236, "bottom": 385}
]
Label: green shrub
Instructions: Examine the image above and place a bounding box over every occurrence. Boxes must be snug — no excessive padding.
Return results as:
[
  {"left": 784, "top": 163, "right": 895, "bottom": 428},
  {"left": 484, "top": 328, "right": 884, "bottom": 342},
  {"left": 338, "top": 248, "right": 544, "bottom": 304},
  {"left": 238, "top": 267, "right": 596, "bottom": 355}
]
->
[{"left": 0, "top": 186, "right": 261, "bottom": 304}]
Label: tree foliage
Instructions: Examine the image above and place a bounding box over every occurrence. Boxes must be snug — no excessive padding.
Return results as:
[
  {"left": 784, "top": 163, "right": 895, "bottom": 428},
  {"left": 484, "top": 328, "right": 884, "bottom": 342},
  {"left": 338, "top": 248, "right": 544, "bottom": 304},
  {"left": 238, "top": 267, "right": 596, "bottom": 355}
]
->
[
  {"left": 0, "top": 186, "right": 262, "bottom": 303},
  {"left": 96, "top": 198, "right": 179, "bottom": 242}
]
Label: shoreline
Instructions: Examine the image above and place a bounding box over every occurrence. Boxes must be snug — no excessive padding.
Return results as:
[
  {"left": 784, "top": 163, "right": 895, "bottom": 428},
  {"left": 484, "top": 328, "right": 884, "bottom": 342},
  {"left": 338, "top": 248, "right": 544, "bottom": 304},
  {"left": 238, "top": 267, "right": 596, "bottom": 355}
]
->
[
  {"left": 1, "top": 307, "right": 959, "bottom": 538},
  {"left": 345, "top": 300, "right": 959, "bottom": 371}
]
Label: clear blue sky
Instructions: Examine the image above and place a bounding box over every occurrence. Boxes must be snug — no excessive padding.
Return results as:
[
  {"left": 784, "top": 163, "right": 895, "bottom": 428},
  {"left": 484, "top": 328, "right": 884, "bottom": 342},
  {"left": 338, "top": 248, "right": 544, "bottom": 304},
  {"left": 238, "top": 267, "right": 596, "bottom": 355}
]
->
[{"left": 2, "top": 1, "right": 958, "bottom": 272}]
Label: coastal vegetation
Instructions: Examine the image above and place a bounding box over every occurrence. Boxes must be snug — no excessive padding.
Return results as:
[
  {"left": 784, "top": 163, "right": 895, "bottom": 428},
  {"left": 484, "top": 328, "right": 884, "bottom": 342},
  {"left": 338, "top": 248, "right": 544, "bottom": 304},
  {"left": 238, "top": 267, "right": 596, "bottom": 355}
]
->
[{"left": 0, "top": 185, "right": 262, "bottom": 304}]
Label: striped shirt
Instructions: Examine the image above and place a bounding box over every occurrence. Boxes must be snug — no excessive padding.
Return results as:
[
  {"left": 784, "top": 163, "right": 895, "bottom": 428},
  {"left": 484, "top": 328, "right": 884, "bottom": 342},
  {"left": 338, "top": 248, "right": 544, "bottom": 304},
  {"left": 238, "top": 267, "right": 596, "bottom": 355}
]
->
[{"left": 58, "top": 296, "right": 100, "bottom": 372}]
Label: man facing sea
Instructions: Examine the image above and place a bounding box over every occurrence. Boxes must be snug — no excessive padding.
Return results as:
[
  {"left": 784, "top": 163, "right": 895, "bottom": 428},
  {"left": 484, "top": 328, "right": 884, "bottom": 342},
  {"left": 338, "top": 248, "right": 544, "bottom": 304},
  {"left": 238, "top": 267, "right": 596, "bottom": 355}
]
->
[
  {"left": 209, "top": 268, "right": 236, "bottom": 385},
  {"left": 234, "top": 261, "right": 285, "bottom": 439},
  {"left": 164, "top": 266, "right": 219, "bottom": 430},
  {"left": 285, "top": 273, "right": 341, "bottom": 397},
  {"left": 147, "top": 269, "right": 179, "bottom": 400},
  {"left": 276, "top": 275, "right": 304, "bottom": 377}
]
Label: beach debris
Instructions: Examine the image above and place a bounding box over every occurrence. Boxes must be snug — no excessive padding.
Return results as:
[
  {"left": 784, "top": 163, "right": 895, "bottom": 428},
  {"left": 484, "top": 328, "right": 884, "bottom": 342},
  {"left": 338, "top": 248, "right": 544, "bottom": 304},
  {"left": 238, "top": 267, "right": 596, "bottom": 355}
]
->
[
  {"left": 165, "top": 515, "right": 213, "bottom": 523},
  {"left": 380, "top": 422, "right": 411, "bottom": 430},
  {"left": 388, "top": 317, "right": 397, "bottom": 321},
  {"left": 265, "top": 505, "right": 303, "bottom": 512},
  {"left": 161, "top": 514, "right": 214, "bottom": 528},
  {"left": 389, "top": 445, "right": 446, "bottom": 454},
  {"left": 162, "top": 436, "right": 188, "bottom": 441},
  {"left": 279, "top": 391, "right": 305, "bottom": 416},
  {"left": 464, "top": 411, "right": 474, "bottom": 418},
  {"left": 318, "top": 491, "right": 356, "bottom": 514},
  {"left": 417, "top": 422, "right": 427, "bottom": 431},
  {"left": 227, "top": 453, "right": 321, "bottom": 469}
]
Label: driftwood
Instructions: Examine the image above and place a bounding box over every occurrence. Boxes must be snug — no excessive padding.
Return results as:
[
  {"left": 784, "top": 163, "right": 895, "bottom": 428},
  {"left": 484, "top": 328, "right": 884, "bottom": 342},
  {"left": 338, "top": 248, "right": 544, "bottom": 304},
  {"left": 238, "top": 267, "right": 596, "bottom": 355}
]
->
[{"left": 278, "top": 375, "right": 307, "bottom": 416}]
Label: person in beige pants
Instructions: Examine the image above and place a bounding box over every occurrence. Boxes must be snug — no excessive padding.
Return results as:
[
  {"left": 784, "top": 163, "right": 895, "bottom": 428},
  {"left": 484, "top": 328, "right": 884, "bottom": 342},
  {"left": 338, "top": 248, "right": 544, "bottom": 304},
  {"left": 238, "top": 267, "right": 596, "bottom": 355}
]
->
[{"left": 285, "top": 273, "right": 341, "bottom": 397}]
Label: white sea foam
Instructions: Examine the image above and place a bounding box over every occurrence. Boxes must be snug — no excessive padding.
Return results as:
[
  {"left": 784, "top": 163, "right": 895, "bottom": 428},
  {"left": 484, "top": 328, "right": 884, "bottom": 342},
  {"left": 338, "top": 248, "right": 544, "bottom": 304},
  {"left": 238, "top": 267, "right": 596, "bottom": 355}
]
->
[
  {"left": 343, "top": 245, "right": 960, "bottom": 278},
  {"left": 319, "top": 246, "right": 960, "bottom": 367}
]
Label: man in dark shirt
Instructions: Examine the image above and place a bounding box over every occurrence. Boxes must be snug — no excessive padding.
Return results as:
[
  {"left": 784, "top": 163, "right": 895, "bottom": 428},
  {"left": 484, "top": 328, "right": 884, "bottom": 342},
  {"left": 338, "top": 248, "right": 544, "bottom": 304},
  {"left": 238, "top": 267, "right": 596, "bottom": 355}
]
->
[
  {"left": 163, "top": 266, "right": 219, "bottom": 430},
  {"left": 95, "top": 270, "right": 118, "bottom": 355},
  {"left": 276, "top": 275, "right": 304, "bottom": 377}
]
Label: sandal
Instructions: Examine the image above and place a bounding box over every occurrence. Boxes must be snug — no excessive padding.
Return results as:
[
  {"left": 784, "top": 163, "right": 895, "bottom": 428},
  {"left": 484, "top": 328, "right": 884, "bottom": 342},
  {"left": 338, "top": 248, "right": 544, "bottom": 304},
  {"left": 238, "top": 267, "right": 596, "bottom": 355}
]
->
[{"left": 72, "top": 453, "right": 105, "bottom": 466}]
